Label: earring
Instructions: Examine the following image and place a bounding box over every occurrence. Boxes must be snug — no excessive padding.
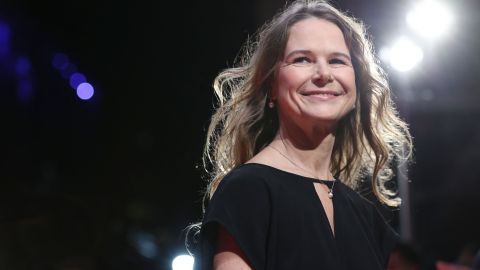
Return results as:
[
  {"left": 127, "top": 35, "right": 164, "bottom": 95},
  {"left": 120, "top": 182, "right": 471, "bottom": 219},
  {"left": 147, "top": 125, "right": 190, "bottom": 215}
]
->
[{"left": 268, "top": 100, "right": 275, "bottom": 108}]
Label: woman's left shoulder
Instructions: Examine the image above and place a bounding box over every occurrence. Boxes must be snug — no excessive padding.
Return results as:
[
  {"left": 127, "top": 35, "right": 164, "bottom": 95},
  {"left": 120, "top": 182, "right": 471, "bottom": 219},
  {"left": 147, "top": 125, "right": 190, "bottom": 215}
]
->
[
  {"left": 337, "top": 181, "right": 400, "bottom": 252},
  {"left": 337, "top": 181, "right": 395, "bottom": 221},
  {"left": 337, "top": 182, "right": 374, "bottom": 207}
]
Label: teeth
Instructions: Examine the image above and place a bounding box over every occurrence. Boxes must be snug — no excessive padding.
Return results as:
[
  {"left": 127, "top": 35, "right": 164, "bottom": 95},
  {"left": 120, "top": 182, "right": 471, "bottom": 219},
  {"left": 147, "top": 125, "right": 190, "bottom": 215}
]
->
[{"left": 301, "top": 92, "right": 342, "bottom": 96}]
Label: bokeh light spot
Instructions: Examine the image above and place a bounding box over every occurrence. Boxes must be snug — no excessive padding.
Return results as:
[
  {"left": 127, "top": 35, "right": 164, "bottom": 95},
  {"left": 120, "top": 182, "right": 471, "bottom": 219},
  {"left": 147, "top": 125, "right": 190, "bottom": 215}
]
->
[
  {"left": 69, "top": 72, "right": 87, "bottom": 89},
  {"left": 51, "top": 53, "right": 70, "bottom": 70},
  {"left": 406, "top": 0, "right": 454, "bottom": 39},
  {"left": 60, "top": 63, "right": 77, "bottom": 79},
  {"left": 15, "top": 57, "right": 32, "bottom": 76},
  {"left": 76, "top": 82, "right": 94, "bottom": 100},
  {"left": 383, "top": 37, "right": 424, "bottom": 72},
  {"left": 172, "top": 255, "right": 194, "bottom": 270},
  {"left": 0, "top": 21, "right": 11, "bottom": 56},
  {"left": 17, "top": 79, "right": 34, "bottom": 102}
]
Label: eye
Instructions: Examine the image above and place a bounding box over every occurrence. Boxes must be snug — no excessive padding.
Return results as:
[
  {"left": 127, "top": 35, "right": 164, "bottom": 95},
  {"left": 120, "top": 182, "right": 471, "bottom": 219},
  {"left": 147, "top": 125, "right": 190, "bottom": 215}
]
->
[
  {"left": 292, "top": 56, "right": 312, "bottom": 64},
  {"left": 329, "top": 58, "right": 347, "bottom": 65}
]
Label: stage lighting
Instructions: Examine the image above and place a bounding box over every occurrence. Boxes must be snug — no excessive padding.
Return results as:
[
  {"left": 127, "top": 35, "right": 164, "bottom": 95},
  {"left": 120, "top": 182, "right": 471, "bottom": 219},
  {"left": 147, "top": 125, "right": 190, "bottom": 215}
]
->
[
  {"left": 381, "top": 37, "right": 424, "bottom": 72},
  {"left": 0, "top": 21, "right": 10, "bottom": 56},
  {"left": 406, "top": 0, "right": 453, "bottom": 39},
  {"left": 15, "top": 57, "right": 31, "bottom": 76},
  {"left": 76, "top": 82, "right": 94, "bottom": 100},
  {"left": 171, "top": 254, "right": 194, "bottom": 270},
  {"left": 51, "top": 53, "right": 70, "bottom": 70},
  {"left": 69, "top": 72, "right": 87, "bottom": 89}
]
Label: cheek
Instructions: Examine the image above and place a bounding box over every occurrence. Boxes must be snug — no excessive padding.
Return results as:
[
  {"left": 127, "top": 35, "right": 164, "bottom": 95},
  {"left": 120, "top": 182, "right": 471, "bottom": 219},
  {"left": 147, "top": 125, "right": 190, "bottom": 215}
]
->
[
  {"left": 349, "top": 72, "right": 357, "bottom": 100},
  {"left": 339, "top": 70, "right": 357, "bottom": 94},
  {"left": 346, "top": 69, "right": 357, "bottom": 89},
  {"left": 272, "top": 72, "right": 290, "bottom": 99},
  {"left": 275, "top": 69, "right": 308, "bottom": 95}
]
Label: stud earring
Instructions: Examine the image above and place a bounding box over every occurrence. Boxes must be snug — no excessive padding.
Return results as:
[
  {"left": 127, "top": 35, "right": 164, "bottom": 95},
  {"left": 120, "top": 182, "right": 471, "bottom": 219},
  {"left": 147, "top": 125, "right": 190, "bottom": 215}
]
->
[{"left": 268, "top": 100, "right": 275, "bottom": 108}]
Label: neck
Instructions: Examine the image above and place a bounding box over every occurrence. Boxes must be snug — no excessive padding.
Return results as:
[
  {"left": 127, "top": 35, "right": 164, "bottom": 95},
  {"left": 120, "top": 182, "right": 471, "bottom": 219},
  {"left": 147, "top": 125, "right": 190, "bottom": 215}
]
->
[{"left": 270, "top": 123, "right": 336, "bottom": 180}]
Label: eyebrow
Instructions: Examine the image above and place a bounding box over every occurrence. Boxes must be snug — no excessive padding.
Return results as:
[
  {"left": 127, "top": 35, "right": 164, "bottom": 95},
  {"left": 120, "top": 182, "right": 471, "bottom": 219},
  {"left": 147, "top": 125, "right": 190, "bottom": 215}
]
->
[{"left": 284, "top": 50, "right": 351, "bottom": 61}]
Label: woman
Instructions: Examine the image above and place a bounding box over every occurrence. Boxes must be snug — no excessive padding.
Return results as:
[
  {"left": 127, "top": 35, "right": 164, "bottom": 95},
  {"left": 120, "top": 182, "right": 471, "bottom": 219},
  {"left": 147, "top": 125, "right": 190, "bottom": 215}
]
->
[{"left": 191, "top": 0, "right": 412, "bottom": 269}]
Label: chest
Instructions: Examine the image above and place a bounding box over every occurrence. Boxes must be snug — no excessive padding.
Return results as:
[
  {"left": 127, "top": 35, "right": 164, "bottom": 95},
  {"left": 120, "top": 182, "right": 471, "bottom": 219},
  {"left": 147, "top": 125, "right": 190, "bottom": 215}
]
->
[
  {"left": 264, "top": 182, "right": 388, "bottom": 270},
  {"left": 271, "top": 181, "right": 336, "bottom": 241},
  {"left": 313, "top": 182, "right": 335, "bottom": 234}
]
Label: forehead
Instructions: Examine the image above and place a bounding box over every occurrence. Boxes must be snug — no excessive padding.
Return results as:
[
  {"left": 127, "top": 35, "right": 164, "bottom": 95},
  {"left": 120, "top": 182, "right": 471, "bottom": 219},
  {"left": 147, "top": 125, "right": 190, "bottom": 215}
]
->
[{"left": 285, "top": 17, "right": 349, "bottom": 54}]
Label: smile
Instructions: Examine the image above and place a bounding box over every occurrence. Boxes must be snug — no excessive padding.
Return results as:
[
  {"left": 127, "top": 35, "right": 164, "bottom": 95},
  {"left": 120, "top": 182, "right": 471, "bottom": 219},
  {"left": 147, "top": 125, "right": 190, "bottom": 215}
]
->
[{"left": 300, "top": 90, "right": 344, "bottom": 99}]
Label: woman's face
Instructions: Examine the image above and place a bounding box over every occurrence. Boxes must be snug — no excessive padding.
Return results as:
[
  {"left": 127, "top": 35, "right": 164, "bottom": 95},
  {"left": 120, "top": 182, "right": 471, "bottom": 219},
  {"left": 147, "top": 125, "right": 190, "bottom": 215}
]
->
[{"left": 272, "top": 17, "right": 356, "bottom": 129}]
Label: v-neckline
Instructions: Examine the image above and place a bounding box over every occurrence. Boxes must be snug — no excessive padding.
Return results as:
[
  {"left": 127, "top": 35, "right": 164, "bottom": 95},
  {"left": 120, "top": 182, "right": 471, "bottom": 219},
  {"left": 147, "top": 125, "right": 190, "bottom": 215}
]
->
[
  {"left": 242, "top": 163, "right": 338, "bottom": 239},
  {"left": 310, "top": 182, "right": 337, "bottom": 239}
]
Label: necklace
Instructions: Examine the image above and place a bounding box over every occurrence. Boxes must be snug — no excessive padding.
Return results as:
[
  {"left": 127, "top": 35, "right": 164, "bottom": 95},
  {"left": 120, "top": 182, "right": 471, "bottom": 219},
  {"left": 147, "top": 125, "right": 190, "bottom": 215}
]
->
[{"left": 268, "top": 144, "right": 336, "bottom": 199}]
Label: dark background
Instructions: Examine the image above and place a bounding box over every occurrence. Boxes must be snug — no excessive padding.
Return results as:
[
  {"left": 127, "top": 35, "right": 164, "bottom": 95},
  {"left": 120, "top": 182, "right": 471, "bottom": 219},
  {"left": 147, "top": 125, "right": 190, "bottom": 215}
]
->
[{"left": 1, "top": 0, "right": 479, "bottom": 269}]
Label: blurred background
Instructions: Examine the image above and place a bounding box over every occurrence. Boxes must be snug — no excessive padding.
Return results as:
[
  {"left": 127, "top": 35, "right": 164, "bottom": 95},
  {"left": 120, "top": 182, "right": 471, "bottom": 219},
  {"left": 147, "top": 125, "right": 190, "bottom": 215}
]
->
[{"left": 0, "top": 0, "right": 479, "bottom": 269}]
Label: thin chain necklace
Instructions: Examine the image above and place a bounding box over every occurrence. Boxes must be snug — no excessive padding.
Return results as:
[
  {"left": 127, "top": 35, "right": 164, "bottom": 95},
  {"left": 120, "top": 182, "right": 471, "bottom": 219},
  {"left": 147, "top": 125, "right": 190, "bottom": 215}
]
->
[{"left": 268, "top": 143, "right": 336, "bottom": 199}]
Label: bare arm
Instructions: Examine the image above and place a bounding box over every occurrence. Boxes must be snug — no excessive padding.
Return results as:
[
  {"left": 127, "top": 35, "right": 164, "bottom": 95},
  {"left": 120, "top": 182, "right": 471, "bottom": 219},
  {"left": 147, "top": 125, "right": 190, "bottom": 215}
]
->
[{"left": 213, "top": 225, "right": 253, "bottom": 270}]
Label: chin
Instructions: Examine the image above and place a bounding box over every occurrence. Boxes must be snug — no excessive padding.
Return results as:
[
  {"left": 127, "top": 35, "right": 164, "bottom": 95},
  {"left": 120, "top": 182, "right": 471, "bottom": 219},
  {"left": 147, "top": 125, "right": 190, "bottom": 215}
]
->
[{"left": 304, "top": 110, "right": 351, "bottom": 123}]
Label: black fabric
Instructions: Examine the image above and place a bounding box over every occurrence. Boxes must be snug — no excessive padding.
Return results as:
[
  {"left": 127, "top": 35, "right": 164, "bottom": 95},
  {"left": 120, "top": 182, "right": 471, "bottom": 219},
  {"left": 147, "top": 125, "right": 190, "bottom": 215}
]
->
[{"left": 194, "top": 163, "right": 399, "bottom": 270}]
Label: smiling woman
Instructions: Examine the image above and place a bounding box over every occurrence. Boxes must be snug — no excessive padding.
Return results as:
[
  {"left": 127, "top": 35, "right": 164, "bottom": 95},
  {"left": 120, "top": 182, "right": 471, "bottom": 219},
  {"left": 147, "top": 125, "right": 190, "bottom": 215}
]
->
[
  {"left": 190, "top": 1, "right": 413, "bottom": 269},
  {"left": 273, "top": 17, "right": 357, "bottom": 129}
]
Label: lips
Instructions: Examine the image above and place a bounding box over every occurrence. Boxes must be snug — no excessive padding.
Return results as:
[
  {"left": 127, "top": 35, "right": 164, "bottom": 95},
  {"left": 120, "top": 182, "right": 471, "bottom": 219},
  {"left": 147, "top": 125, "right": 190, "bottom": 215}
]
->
[{"left": 300, "top": 90, "right": 343, "bottom": 97}]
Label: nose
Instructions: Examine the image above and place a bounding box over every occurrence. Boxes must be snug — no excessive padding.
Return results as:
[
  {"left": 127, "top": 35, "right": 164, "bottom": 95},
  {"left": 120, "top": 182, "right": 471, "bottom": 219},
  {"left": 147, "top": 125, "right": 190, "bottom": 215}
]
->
[{"left": 311, "top": 61, "right": 334, "bottom": 83}]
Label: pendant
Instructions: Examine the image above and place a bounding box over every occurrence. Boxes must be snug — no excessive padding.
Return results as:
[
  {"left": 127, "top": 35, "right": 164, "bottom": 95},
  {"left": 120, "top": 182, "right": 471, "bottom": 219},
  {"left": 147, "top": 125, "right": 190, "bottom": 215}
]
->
[{"left": 328, "top": 191, "right": 333, "bottom": 199}]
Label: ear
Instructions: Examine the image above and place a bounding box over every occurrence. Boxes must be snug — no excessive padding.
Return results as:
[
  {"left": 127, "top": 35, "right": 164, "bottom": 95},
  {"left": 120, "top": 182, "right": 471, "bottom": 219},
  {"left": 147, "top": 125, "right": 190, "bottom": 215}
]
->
[{"left": 269, "top": 90, "right": 276, "bottom": 101}]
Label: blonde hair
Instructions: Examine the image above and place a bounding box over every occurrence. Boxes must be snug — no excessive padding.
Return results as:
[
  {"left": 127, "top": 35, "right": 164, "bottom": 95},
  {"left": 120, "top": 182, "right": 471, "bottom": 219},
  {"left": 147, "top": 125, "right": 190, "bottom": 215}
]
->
[{"left": 203, "top": 0, "right": 412, "bottom": 207}]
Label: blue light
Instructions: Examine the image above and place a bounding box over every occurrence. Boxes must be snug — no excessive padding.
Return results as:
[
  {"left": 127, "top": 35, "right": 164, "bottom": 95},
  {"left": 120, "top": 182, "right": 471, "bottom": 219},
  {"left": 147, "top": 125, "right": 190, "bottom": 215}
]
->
[
  {"left": 0, "top": 22, "right": 9, "bottom": 43},
  {"left": 172, "top": 255, "right": 194, "bottom": 270},
  {"left": 60, "top": 63, "right": 77, "bottom": 79},
  {"left": 17, "top": 79, "right": 34, "bottom": 102},
  {"left": 0, "top": 21, "right": 11, "bottom": 56},
  {"left": 127, "top": 230, "right": 158, "bottom": 259},
  {"left": 76, "top": 82, "right": 94, "bottom": 100},
  {"left": 15, "top": 57, "right": 31, "bottom": 76},
  {"left": 69, "top": 72, "right": 87, "bottom": 89},
  {"left": 51, "top": 53, "right": 69, "bottom": 70}
]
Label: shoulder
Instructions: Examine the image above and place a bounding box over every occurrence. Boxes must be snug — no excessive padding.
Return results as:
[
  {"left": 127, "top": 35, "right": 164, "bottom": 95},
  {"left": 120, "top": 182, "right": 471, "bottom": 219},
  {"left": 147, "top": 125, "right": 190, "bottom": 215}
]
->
[
  {"left": 337, "top": 182, "right": 371, "bottom": 204},
  {"left": 215, "top": 164, "right": 274, "bottom": 193},
  {"left": 336, "top": 181, "right": 383, "bottom": 217},
  {"left": 208, "top": 164, "right": 276, "bottom": 206},
  {"left": 337, "top": 181, "right": 398, "bottom": 233},
  {"left": 203, "top": 164, "right": 274, "bottom": 230}
]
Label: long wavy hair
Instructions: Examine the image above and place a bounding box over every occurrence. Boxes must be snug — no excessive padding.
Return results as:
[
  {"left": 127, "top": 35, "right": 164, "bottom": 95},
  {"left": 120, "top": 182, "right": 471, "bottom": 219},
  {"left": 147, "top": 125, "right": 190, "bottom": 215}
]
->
[{"left": 203, "top": 0, "right": 412, "bottom": 209}]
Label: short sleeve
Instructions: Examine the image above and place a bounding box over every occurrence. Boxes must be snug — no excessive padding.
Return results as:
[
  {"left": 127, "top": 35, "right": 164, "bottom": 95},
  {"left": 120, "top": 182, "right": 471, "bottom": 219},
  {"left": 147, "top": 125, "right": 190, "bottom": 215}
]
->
[
  {"left": 372, "top": 205, "right": 400, "bottom": 267},
  {"left": 194, "top": 168, "right": 271, "bottom": 270}
]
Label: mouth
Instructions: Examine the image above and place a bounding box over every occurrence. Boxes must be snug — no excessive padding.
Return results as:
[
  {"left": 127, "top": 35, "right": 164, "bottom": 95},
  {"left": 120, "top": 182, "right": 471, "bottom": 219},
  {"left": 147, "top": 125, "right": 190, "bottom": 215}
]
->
[{"left": 300, "top": 90, "right": 344, "bottom": 97}]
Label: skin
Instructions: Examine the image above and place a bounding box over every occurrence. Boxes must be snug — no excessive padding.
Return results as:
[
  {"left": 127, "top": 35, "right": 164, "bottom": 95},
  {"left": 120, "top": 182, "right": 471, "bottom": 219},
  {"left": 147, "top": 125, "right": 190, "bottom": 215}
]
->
[
  {"left": 213, "top": 18, "right": 356, "bottom": 270},
  {"left": 272, "top": 17, "right": 356, "bottom": 135}
]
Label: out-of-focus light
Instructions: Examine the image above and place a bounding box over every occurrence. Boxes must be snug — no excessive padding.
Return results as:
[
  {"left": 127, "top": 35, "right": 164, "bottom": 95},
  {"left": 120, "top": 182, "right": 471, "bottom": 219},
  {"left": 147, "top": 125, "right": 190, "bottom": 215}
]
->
[
  {"left": 69, "top": 72, "right": 87, "bottom": 89},
  {"left": 133, "top": 232, "right": 157, "bottom": 259},
  {"left": 60, "top": 63, "right": 77, "bottom": 79},
  {"left": 15, "top": 57, "right": 31, "bottom": 76},
  {"left": 76, "top": 82, "right": 94, "bottom": 100},
  {"left": 0, "top": 22, "right": 9, "bottom": 43},
  {"left": 172, "top": 255, "right": 194, "bottom": 270},
  {"left": 0, "top": 21, "right": 11, "bottom": 56},
  {"left": 17, "top": 79, "right": 34, "bottom": 102},
  {"left": 51, "top": 53, "right": 70, "bottom": 70},
  {"left": 127, "top": 230, "right": 158, "bottom": 259},
  {"left": 406, "top": 0, "right": 454, "bottom": 39},
  {"left": 382, "top": 37, "right": 424, "bottom": 72}
]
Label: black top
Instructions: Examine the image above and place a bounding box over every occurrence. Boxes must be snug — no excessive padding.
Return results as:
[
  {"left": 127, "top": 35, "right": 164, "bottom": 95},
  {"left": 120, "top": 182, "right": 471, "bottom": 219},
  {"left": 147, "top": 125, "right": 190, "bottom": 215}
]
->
[{"left": 194, "top": 163, "right": 398, "bottom": 270}]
